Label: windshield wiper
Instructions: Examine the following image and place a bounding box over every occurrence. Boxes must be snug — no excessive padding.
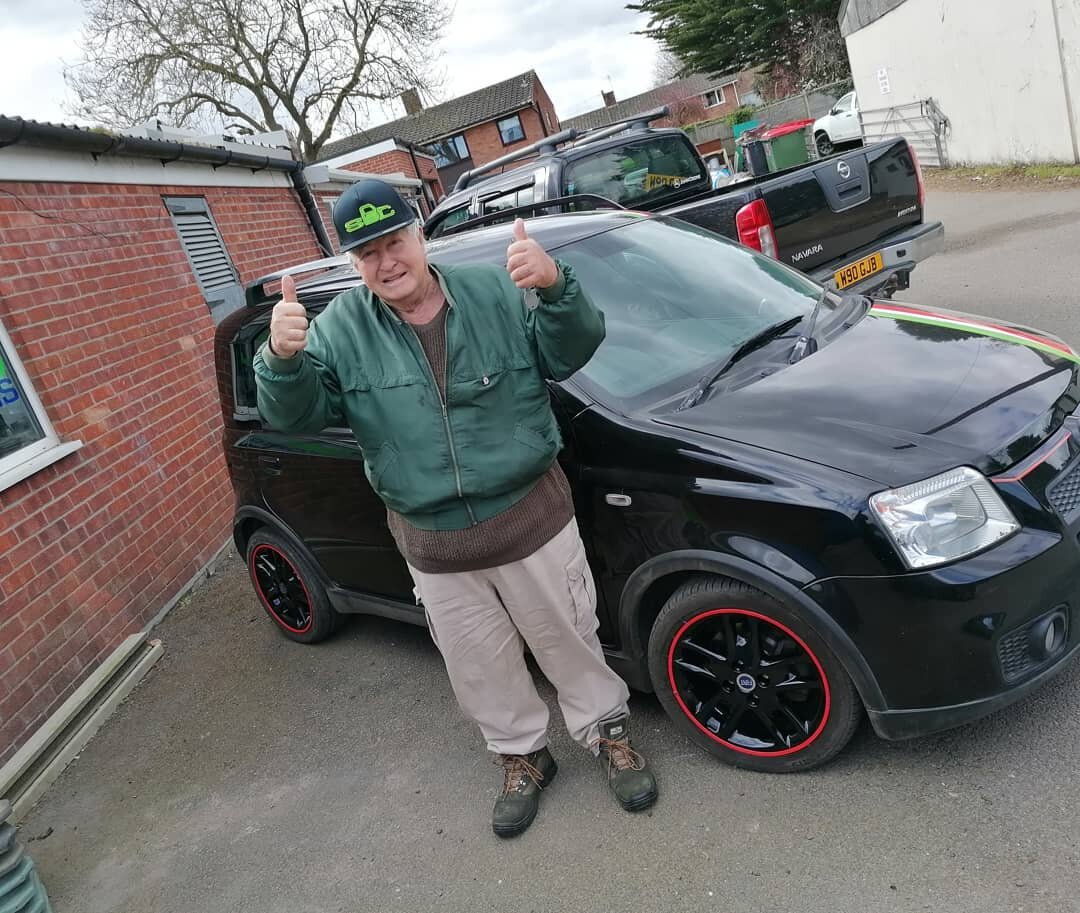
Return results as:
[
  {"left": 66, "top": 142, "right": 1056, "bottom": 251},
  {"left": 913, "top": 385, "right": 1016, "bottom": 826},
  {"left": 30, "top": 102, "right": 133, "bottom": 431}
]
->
[
  {"left": 677, "top": 315, "right": 803, "bottom": 411},
  {"left": 788, "top": 288, "right": 830, "bottom": 364}
]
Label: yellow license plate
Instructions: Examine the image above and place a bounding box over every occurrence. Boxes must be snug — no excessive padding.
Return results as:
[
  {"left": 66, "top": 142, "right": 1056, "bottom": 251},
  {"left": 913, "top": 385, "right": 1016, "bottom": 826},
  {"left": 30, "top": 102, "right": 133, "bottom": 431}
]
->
[{"left": 834, "top": 252, "right": 885, "bottom": 289}]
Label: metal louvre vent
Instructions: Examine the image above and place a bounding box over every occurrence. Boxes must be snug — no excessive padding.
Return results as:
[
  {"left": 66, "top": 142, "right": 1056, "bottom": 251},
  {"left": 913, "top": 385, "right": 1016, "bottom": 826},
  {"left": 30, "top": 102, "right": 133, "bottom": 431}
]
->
[
  {"left": 164, "top": 196, "right": 243, "bottom": 323},
  {"left": 172, "top": 212, "right": 237, "bottom": 290},
  {"left": 1047, "top": 459, "right": 1080, "bottom": 519}
]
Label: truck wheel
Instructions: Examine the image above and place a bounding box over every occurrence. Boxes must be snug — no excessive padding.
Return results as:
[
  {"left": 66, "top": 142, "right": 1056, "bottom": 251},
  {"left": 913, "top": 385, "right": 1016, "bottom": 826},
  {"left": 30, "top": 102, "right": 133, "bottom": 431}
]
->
[
  {"left": 647, "top": 575, "right": 861, "bottom": 773},
  {"left": 815, "top": 132, "right": 834, "bottom": 157},
  {"left": 246, "top": 528, "right": 339, "bottom": 643}
]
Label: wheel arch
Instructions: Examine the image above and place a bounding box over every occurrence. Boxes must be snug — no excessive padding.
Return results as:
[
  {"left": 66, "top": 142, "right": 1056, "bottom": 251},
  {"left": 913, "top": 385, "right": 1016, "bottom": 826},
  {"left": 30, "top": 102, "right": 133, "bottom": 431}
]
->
[
  {"left": 617, "top": 550, "right": 885, "bottom": 712},
  {"left": 233, "top": 506, "right": 332, "bottom": 587}
]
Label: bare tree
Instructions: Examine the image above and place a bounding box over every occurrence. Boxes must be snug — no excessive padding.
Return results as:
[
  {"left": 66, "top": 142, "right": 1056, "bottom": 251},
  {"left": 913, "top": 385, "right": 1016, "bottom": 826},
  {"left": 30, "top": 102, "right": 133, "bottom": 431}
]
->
[
  {"left": 651, "top": 47, "right": 685, "bottom": 87},
  {"left": 65, "top": 0, "right": 449, "bottom": 160}
]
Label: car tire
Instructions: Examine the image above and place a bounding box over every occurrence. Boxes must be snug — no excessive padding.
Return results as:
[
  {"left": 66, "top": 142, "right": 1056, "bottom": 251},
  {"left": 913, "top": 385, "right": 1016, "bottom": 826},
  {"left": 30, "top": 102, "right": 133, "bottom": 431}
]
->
[
  {"left": 815, "top": 132, "right": 834, "bottom": 157},
  {"left": 647, "top": 575, "right": 861, "bottom": 773},
  {"left": 246, "top": 528, "right": 339, "bottom": 644}
]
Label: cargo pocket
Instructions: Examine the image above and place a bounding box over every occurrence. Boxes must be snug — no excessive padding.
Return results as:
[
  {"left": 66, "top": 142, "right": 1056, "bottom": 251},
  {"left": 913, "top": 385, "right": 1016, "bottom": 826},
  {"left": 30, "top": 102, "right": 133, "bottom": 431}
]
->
[{"left": 565, "top": 542, "right": 598, "bottom": 637}]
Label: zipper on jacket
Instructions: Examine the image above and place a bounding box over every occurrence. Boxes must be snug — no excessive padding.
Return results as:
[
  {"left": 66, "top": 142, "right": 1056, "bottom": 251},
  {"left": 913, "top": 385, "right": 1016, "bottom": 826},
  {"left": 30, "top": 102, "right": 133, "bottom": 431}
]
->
[{"left": 406, "top": 310, "right": 478, "bottom": 526}]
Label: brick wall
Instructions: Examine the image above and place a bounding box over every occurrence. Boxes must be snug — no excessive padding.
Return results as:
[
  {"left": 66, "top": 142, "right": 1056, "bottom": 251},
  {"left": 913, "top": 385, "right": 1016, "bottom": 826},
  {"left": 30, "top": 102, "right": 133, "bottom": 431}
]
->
[
  {"left": 339, "top": 149, "right": 443, "bottom": 213},
  {"left": 461, "top": 105, "right": 550, "bottom": 170},
  {"left": 0, "top": 177, "right": 322, "bottom": 766}
]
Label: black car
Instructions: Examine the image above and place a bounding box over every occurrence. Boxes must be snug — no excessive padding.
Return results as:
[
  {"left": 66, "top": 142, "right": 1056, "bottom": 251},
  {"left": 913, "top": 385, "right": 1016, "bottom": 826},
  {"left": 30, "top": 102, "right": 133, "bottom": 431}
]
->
[{"left": 216, "top": 210, "right": 1080, "bottom": 773}]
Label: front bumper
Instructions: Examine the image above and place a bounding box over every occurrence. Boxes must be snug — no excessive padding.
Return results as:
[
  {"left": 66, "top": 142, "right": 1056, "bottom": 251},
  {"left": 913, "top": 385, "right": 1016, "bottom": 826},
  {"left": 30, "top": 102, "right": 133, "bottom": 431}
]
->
[
  {"left": 811, "top": 220, "right": 945, "bottom": 296},
  {"left": 867, "top": 639, "right": 1080, "bottom": 740},
  {"left": 807, "top": 516, "right": 1080, "bottom": 740}
]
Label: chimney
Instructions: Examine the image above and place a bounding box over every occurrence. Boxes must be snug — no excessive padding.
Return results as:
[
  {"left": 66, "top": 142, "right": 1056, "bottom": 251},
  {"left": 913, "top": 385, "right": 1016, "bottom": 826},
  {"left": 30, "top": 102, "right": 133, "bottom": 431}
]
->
[
  {"left": 401, "top": 88, "right": 423, "bottom": 116},
  {"left": 602, "top": 90, "right": 617, "bottom": 107}
]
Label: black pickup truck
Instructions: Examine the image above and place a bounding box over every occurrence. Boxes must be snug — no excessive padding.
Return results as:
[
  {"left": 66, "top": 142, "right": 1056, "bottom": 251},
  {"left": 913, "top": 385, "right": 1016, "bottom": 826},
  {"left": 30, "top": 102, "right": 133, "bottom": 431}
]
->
[{"left": 424, "top": 108, "right": 944, "bottom": 298}]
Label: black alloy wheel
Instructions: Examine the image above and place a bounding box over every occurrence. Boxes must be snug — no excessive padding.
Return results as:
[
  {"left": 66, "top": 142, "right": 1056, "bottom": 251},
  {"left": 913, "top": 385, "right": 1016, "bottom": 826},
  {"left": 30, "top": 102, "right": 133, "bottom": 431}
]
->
[
  {"left": 246, "top": 528, "right": 339, "bottom": 643},
  {"left": 815, "top": 132, "right": 834, "bottom": 157},
  {"left": 648, "top": 576, "right": 861, "bottom": 772}
]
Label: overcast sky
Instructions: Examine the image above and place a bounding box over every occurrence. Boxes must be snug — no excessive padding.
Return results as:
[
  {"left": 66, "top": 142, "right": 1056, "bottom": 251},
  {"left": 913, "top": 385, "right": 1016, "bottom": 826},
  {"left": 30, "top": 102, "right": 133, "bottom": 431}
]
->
[{"left": 0, "top": 0, "right": 661, "bottom": 133}]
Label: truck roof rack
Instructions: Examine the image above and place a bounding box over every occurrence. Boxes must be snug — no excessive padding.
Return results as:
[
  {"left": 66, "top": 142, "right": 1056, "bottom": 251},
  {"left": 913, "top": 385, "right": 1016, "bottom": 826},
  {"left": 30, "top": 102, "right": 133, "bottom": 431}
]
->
[
  {"left": 452, "top": 128, "right": 579, "bottom": 192},
  {"left": 245, "top": 255, "right": 348, "bottom": 307},
  {"left": 438, "top": 194, "right": 627, "bottom": 238},
  {"left": 450, "top": 105, "right": 672, "bottom": 193},
  {"left": 566, "top": 106, "right": 671, "bottom": 149}
]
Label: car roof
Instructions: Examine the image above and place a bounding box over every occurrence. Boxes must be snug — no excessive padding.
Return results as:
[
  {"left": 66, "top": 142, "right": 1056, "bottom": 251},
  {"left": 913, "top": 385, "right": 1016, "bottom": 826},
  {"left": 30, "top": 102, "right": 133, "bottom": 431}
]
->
[{"left": 292, "top": 210, "right": 648, "bottom": 302}]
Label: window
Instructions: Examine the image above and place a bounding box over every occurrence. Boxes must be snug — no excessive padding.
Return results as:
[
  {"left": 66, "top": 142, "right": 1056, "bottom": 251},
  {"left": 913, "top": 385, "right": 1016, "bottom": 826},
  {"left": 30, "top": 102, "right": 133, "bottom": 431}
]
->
[
  {"left": 427, "top": 205, "right": 473, "bottom": 238},
  {"left": 0, "top": 322, "right": 82, "bottom": 492},
  {"left": 480, "top": 184, "right": 535, "bottom": 215},
  {"left": 702, "top": 87, "right": 726, "bottom": 108},
  {"left": 430, "top": 134, "right": 470, "bottom": 168},
  {"left": 497, "top": 114, "right": 525, "bottom": 145},
  {"left": 835, "top": 92, "right": 856, "bottom": 113},
  {"left": 562, "top": 135, "right": 708, "bottom": 208},
  {"left": 164, "top": 197, "right": 243, "bottom": 323}
]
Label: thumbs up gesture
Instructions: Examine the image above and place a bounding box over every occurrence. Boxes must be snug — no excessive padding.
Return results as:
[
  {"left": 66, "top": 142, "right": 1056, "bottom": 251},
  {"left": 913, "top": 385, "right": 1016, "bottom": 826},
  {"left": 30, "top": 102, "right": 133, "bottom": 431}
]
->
[
  {"left": 269, "top": 275, "right": 309, "bottom": 358},
  {"left": 506, "top": 218, "right": 560, "bottom": 290}
]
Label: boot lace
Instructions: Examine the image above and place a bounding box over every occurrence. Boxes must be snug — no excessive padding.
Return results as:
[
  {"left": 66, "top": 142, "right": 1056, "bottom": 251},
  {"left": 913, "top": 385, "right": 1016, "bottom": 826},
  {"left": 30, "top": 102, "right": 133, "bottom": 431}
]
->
[
  {"left": 596, "top": 738, "right": 646, "bottom": 774},
  {"left": 497, "top": 754, "right": 545, "bottom": 796}
]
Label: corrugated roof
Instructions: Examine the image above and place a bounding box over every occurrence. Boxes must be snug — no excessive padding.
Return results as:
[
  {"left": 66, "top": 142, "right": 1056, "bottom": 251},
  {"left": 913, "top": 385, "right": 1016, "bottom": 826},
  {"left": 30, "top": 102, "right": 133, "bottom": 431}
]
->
[
  {"left": 562, "top": 74, "right": 736, "bottom": 131},
  {"left": 316, "top": 71, "right": 539, "bottom": 162}
]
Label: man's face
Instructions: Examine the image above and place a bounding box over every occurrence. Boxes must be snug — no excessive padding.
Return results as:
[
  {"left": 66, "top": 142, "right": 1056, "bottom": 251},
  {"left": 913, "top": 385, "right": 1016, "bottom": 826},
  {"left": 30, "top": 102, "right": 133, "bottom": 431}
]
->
[{"left": 350, "top": 225, "right": 428, "bottom": 306}]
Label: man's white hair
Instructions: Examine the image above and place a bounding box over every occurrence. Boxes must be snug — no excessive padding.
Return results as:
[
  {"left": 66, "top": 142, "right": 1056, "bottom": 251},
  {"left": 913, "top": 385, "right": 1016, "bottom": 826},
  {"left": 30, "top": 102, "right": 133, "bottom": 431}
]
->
[{"left": 347, "top": 220, "right": 423, "bottom": 263}]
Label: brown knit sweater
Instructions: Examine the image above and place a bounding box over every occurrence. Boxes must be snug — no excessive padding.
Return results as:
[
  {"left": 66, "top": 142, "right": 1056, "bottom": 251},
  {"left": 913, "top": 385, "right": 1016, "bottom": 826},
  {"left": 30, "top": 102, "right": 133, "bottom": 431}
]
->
[{"left": 386, "top": 302, "right": 575, "bottom": 574}]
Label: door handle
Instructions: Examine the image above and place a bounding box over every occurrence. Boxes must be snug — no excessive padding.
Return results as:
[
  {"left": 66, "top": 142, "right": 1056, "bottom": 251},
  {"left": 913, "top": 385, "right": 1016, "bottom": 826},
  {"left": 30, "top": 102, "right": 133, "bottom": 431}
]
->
[
  {"left": 605, "top": 493, "right": 632, "bottom": 507},
  {"left": 259, "top": 456, "right": 283, "bottom": 476}
]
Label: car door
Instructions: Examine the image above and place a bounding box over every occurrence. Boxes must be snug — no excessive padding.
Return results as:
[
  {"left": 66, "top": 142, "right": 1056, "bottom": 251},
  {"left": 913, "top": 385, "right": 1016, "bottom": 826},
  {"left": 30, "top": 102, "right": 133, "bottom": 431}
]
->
[
  {"left": 832, "top": 92, "right": 862, "bottom": 143},
  {"left": 231, "top": 319, "right": 415, "bottom": 601}
]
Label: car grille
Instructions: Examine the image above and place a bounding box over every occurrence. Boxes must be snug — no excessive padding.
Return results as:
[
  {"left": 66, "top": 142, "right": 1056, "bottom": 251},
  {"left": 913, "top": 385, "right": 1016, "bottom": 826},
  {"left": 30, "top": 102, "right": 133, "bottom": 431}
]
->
[
  {"left": 1047, "top": 458, "right": 1080, "bottom": 520},
  {"left": 998, "top": 628, "right": 1035, "bottom": 682}
]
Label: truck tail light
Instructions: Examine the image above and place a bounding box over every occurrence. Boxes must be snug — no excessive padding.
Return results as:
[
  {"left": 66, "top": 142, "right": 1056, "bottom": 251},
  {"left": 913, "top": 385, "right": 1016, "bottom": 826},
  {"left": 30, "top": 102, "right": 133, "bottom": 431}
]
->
[
  {"left": 735, "top": 199, "right": 778, "bottom": 259},
  {"left": 907, "top": 141, "right": 926, "bottom": 208}
]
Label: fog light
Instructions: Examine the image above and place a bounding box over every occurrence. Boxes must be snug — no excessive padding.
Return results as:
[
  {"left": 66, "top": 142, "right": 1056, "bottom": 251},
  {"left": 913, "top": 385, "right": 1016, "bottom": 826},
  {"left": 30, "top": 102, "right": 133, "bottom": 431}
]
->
[{"left": 1029, "top": 610, "right": 1068, "bottom": 660}]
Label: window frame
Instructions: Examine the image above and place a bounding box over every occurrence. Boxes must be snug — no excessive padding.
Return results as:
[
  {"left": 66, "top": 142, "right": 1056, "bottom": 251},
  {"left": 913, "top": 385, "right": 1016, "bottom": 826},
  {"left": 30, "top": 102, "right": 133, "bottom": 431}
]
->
[
  {"left": 430, "top": 134, "right": 470, "bottom": 168},
  {"left": 703, "top": 87, "right": 726, "bottom": 108},
  {"left": 0, "top": 319, "right": 82, "bottom": 493},
  {"left": 496, "top": 114, "right": 526, "bottom": 146}
]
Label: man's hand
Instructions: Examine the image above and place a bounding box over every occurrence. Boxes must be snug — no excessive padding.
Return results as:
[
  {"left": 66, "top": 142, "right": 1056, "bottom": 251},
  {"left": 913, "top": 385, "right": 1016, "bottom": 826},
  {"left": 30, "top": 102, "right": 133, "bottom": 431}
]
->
[
  {"left": 506, "top": 218, "right": 560, "bottom": 290},
  {"left": 269, "top": 275, "right": 308, "bottom": 358}
]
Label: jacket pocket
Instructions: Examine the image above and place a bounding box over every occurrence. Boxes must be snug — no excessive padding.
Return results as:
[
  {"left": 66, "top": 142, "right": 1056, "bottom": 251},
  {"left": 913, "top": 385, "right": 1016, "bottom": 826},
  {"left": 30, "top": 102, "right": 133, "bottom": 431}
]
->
[
  {"left": 367, "top": 441, "right": 399, "bottom": 491},
  {"left": 513, "top": 422, "right": 554, "bottom": 455}
]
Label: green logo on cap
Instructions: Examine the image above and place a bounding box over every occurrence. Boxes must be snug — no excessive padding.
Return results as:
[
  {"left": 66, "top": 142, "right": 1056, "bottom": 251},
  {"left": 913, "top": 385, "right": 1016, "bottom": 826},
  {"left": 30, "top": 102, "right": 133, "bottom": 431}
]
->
[{"left": 344, "top": 202, "right": 397, "bottom": 233}]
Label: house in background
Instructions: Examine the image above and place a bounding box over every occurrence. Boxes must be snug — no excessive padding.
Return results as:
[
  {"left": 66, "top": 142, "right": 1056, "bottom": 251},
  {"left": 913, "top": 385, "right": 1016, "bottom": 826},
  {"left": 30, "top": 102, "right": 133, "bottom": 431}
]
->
[
  {"left": 840, "top": 0, "right": 1079, "bottom": 164},
  {"left": 563, "top": 71, "right": 761, "bottom": 133},
  {"left": 316, "top": 71, "right": 561, "bottom": 193}
]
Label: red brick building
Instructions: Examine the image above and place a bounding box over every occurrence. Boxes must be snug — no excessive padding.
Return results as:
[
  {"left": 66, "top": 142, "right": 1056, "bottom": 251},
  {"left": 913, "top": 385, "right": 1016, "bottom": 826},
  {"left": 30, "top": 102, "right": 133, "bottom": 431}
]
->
[
  {"left": 563, "top": 71, "right": 761, "bottom": 133},
  {"left": 316, "top": 71, "right": 561, "bottom": 196},
  {"left": 0, "top": 119, "right": 354, "bottom": 766}
]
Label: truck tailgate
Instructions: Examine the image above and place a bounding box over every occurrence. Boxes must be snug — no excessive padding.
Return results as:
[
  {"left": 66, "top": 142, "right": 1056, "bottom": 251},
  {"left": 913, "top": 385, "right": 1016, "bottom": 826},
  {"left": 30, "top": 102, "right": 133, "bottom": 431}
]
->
[{"left": 762, "top": 139, "right": 922, "bottom": 274}]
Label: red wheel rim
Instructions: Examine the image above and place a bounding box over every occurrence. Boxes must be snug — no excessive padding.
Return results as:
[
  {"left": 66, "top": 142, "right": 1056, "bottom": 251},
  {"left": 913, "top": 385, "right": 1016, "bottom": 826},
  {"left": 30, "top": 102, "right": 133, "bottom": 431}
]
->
[{"left": 666, "top": 608, "right": 831, "bottom": 757}]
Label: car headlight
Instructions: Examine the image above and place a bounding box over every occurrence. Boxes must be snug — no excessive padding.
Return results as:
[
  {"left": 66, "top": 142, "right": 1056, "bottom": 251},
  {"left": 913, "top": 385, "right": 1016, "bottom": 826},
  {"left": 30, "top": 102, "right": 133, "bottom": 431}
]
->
[{"left": 869, "top": 467, "right": 1020, "bottom": 569}]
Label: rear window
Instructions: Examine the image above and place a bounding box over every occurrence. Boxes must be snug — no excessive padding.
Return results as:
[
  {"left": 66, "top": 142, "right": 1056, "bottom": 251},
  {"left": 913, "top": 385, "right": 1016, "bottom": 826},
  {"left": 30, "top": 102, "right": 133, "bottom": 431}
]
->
[{"left": 563, "top": 136, "right": 708, "bottom": 209}]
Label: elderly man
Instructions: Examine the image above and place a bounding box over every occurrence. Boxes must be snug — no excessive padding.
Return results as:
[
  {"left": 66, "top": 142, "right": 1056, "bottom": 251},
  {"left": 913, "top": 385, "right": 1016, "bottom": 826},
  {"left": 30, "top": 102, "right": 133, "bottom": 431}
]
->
[{"left": 254, "top": 178, "right": 657, "bottom": 837}]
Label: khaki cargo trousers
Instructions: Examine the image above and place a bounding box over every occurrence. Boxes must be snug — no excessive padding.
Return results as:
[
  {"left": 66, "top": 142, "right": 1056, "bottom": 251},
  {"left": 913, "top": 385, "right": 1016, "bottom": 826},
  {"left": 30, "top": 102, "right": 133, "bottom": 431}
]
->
[{"left": 407, "top": 518, "right": 631, "bottom": 755}]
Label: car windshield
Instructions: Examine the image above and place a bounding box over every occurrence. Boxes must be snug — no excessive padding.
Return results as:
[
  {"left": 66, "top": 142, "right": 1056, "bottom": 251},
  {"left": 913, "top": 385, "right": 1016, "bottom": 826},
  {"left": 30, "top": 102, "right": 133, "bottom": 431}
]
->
[{"left": 552, "top": 217, "right": 823, "bottom": 409}]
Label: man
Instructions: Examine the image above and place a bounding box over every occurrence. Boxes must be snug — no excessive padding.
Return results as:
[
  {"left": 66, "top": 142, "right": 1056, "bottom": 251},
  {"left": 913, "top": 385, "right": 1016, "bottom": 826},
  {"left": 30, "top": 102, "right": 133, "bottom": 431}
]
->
[{"left": 254, "top": 179, "right": 657, "bottom": 837}]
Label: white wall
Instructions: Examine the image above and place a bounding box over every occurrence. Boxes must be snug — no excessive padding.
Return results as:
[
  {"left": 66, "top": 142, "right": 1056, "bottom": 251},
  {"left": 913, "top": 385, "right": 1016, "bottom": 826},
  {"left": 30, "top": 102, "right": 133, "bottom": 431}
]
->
[{"left": 845, "top": 0, "right": 1079, "bottom": 164}]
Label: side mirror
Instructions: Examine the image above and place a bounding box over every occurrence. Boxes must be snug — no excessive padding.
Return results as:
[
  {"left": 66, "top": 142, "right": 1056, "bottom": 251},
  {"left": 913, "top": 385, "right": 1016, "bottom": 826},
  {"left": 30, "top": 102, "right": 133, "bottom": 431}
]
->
[{"left": 829, "top": 107, "right": 839, "bottom": 116}]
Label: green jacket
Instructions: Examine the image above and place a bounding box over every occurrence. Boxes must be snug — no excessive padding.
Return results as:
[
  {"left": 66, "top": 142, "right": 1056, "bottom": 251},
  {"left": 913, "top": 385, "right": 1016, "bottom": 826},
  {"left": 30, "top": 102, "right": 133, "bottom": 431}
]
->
[{"left": 253, "top": 260, "right": 604, "bottom": 531}]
